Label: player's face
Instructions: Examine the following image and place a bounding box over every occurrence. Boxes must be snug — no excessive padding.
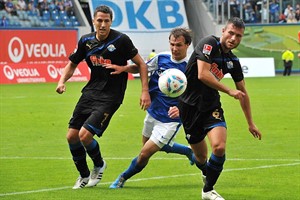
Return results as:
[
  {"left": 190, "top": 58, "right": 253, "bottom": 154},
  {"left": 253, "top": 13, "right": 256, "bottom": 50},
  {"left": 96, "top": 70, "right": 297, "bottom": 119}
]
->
[
  {"left": 93, "top": 12, "right": 112, "bottom": 41},
  {"left": 221, "top": 23, "right": 244, "bottom": 52},
  {"left": 169, "top": 35, "right": 189, "bottom": 61}
]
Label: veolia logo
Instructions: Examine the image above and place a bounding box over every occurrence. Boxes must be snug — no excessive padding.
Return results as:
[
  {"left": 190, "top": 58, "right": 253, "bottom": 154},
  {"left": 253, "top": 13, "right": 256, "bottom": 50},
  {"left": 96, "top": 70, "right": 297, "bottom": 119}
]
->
[
  {"left": 3, "top": 65, "right": 15, "bottom": 80},
  {"left": 47, "top": 64, "right": 58, "bottom": 79},
  {"left": 8, "top": 37, "right": 67, "bottom": 63},
  {"left": 8, "top": 37, "right": 24, "bottom": 63}
]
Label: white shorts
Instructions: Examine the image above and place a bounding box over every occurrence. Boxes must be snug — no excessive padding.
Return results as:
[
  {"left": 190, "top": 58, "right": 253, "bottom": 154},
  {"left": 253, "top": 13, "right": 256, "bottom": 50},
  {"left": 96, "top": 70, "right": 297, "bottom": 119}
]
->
[{"left": 142, "top": 112, "right": 181, "bottom": 148}]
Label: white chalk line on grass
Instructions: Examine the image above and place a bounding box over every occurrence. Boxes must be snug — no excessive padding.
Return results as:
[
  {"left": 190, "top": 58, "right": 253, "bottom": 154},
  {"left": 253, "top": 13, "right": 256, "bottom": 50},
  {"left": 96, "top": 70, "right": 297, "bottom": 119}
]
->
[
  {"left": 0, "top": 162, "right": 299, "bottom": 197},
  {"left": 0, "top": 156, "right": 299, "bottom": 162}
]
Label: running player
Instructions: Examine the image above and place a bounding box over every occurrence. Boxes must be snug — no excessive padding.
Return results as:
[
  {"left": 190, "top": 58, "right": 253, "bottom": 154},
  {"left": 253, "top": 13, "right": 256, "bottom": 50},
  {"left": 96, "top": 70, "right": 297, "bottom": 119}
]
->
[
  {"left": 56, "top": 5, "right": 151, "bottom": 189},
  {"left": 178, "top": 17, "right": 262, "bottom": 200},
  {"left": 104, "top": 27, "right": 194, "bottom": 189}
]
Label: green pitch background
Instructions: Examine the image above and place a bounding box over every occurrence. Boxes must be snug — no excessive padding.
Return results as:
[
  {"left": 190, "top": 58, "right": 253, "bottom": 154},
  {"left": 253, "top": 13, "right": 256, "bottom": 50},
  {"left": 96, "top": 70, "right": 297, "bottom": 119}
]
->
[
  {"left": 0, "top": 77, "right": 299, "bottom": 199},
  {"left": 234, "top": 24, "right": 300, "bottom": 71}
]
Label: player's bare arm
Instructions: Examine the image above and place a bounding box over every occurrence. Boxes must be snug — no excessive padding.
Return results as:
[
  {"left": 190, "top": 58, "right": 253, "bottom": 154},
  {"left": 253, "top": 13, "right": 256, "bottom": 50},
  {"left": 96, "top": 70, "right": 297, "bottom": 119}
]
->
[
  {"left": 104, "top": 63, "right": 139, "bottom": 74},
  {"left": 131, "top": 54, "right": 151, "bottom": 110},
  {"left": 197, "top": 59, "right": 245, "bottom": 99},
  {"left": 56, "top": 62, "right": 77, "bottom": 94},
  {"left": 235, "top": 80, "right": 262, "bottom": 140}
]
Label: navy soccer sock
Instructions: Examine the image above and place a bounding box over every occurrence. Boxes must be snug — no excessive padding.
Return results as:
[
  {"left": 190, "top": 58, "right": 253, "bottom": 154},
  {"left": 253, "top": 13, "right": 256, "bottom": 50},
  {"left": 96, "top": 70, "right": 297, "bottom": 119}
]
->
[
  {"left": 86, "top": 139, "right": 103, "bottom": 168},
  {"left": 194, "top": 157, "right": 207, "bottom": 176},
  {"left": 203, "top": 153, "right": 225, "bottom": 192},
  {"left": 122, "top": 157, "right": 145, "bottom": 180},
  {"left": 69, "top": 142, "right": 90, "bottom": 178}
]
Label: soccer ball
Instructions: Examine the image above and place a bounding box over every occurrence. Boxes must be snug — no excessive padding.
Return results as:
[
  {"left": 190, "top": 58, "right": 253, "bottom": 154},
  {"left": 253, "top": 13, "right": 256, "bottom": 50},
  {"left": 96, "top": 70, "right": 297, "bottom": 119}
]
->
[{"left": 158, "top": 68, "right": 187, "bottom": 98}]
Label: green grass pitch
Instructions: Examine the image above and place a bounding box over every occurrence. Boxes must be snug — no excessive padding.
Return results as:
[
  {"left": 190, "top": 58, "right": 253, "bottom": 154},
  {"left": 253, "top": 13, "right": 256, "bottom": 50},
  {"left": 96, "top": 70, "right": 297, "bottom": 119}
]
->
[{"left": 0, "top": 76, "right": 299, "bottom": 200}]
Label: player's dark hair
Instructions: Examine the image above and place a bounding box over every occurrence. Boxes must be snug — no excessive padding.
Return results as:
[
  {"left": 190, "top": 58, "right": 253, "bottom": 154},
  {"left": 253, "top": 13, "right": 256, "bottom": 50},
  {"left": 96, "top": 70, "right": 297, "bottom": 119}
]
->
[
  {"left": 169, "top": 27, "right": 192, "bottom": 45},
  {"left": 94, "top": 5, "right": 113, "bottom": 20},
  {"left": 226, "top": 17, "right": 245, "bottom": 29}
]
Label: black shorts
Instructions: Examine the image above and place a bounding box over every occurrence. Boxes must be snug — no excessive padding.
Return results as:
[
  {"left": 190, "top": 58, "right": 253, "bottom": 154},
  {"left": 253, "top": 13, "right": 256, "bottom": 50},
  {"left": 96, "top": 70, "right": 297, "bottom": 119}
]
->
[
  {"left": 178, "top": 101, "right": 226, "bottom": 144},
  {"left": 69, "top": 94, "right": 121, "bottom": 137}
]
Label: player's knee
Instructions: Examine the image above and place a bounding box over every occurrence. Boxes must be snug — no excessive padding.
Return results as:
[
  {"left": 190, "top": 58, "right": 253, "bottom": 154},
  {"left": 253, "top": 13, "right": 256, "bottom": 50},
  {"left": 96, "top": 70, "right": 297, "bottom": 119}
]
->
[
  {"left": 212, "top": 145, "right": 225, "bottom": 156},
  {"left": 138, "top": 152, "right": 150, "bottom": 165},
  {"left": 66, "top": 129, "right": 80, "bottom": 143},
  {"left": 194, "top": 152, "right": 207, "bottom": 164},
  {"left": 78, "top": 130, "right": 93, "bottom": 145}
]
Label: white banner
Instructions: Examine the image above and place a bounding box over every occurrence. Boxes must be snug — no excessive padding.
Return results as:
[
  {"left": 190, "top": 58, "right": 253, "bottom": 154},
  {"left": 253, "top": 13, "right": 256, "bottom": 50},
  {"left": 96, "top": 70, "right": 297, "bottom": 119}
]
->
[{"left": 225, "top": 57, "right": 275, "bottom": 78}]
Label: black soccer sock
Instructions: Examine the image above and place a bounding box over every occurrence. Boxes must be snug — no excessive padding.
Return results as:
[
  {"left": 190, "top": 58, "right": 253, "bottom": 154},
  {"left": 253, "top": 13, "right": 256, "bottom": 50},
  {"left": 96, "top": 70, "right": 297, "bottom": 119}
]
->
[
  {"left": 203, "top": 153, "right": 225, "bottom": 192},
  {"left": 195, "top": 159, "right": 207, "bottom": 176},
  {"left": 86, "top": 139, "right": 103, "bottom": 168},
  {"left": 69, "top": 142, "right": 90, "bottom": 178}
]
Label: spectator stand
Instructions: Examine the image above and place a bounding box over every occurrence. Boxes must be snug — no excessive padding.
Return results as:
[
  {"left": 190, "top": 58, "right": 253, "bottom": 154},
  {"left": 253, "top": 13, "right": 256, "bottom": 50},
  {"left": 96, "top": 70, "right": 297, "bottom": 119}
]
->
[{"left": 0, "top": 0, "right": 81, "bottom": 28}]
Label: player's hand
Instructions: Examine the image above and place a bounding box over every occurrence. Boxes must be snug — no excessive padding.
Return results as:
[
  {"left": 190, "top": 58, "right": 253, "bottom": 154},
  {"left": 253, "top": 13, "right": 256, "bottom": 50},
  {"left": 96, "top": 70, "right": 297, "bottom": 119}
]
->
[
  {"left": 103, "top": 64, "right": 125, "bottom": 75},
  {"left": 140, "top": 90, "right": 151, "bottom": 110},
  {"left": 228, "top": 89, "right": 245, "bottom": 100},
  {"left": 168, "top": 106, "right": 179, "bottom": 118},
  {"left": 249, "top": 124, "right": 262, "bottom": 140},
  {"left": 56, "top": 84, "right": 66, "bottom": 94}
]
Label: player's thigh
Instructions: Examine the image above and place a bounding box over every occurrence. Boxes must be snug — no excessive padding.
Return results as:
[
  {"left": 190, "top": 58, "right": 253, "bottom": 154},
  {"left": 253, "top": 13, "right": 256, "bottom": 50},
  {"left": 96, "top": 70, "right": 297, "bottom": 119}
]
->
[
  {"left": 151, "top": 120, "right": 181, "bottom": 147},
  {"left": 69, "top": 95, "right": 92, "bottom": 130},
  {"left": 142, "top": 112, "right": 155, "bottom": 138},
  {"left": 83, "top": 102, "right": 120, "bottom": 137}
]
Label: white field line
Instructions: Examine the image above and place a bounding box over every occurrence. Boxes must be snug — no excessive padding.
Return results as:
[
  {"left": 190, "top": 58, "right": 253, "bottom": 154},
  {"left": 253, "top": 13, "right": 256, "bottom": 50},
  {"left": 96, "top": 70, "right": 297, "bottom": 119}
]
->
[
  {"left": 0, "top": 156, "right": 299, "bottom": 162},
  {"left": 0, "top": 162, "right": 299, "bottom": 197}
]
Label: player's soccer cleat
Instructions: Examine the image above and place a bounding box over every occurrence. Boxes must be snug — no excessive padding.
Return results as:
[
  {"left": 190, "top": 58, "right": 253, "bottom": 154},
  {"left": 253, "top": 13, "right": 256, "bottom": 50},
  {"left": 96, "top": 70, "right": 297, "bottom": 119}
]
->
[
  {"left": 187, "top": 146, "right": 195, "bottom": 165},
  {"left": 202, "top": 189, "right": 225, "bottom": 200},
  {"left": 86, "top": 160, "right": 107, "bottom": 187},
  {"left": 72, "top": 176, "right": 89, "bottom": 189},
  {"left": 109, "top": 174, "right": 126, "bottom": 189}
]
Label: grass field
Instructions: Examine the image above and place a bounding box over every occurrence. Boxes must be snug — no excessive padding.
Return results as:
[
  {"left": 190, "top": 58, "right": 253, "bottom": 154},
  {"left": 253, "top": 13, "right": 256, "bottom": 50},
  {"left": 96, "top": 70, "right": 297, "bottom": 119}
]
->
[{"left": 0, "top": 76, "right": 299, "bottom": 200}]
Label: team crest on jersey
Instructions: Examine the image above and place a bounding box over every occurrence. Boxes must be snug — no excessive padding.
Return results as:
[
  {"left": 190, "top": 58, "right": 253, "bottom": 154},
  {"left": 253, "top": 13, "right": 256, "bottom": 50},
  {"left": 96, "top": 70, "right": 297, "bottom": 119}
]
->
[
  {"left": 203, "top": 44, "right": 212, "bottom": 55},
  {"left": 226, "top": 61, "right": 233, "bottom": 69},
  {"left": 107, "top": 44, "right": 116, "bottom": 52}
]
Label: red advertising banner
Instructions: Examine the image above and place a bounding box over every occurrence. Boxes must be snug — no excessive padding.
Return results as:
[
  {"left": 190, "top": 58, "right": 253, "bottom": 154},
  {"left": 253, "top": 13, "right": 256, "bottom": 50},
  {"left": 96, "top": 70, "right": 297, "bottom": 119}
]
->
[
  {"left": 0, "top": 29, "right": 77, "bottom": 64},
  {"left": 0, "top": 62, "right": 90, "bottom": 84},
  {"left": 0, "top": 29, "right": 91, "bottom": 84}
]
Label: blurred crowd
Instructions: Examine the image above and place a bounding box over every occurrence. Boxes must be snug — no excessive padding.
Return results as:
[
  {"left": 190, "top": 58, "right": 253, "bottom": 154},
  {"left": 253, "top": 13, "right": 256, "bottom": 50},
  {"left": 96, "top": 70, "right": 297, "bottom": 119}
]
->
[
  {"left": 0, "top": 0, "right": 75, "bottom": 27},
  {"left": 207, "top": 0, "right": 300, "bottom": 24}
]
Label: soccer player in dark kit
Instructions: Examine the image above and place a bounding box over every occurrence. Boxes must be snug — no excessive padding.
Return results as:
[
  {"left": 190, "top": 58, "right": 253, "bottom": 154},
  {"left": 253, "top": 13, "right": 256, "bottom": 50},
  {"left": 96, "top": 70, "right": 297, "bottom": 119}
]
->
[
  {"left": 177, "top": 17, "right": 262, "bottom": 200},
  {"left": 56, "top": 5, "right": 151, "bottom": 189}
]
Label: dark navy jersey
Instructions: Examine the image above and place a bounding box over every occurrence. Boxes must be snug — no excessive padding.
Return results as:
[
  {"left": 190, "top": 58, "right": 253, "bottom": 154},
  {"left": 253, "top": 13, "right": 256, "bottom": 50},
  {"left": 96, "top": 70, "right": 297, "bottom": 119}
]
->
[
  {"left": 146, "top": 52, "right": 188, "bottom": 123},
  {"left": 69, "top": 29, "right": 138, "bottom": 103},
  {"left": 180, "top": 35, "right": 244, "bottom": 112}
]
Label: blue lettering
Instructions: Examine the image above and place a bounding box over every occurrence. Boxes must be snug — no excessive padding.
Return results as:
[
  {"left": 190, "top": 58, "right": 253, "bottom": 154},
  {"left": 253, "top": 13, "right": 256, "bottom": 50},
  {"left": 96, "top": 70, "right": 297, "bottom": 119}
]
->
[
  {"left": 158, "top": 0, "right": 183, "bottom": 28},
  {"left": 92, "top": 0, "right": 186, "bottom": 30},
  {"left": 126, "top": 1, "right": 155, "bottom": 29}
]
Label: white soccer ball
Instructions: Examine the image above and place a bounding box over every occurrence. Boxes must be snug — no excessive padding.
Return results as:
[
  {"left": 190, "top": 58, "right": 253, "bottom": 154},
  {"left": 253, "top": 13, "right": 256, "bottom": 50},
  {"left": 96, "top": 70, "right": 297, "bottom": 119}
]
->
[{"left": 158, "top": 68, "right": 187, "bottom": 98}]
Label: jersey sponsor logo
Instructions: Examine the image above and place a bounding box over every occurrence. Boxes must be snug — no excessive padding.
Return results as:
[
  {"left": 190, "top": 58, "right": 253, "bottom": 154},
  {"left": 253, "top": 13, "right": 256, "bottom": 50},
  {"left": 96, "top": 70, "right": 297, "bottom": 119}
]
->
[
  {"left": 203, "top": 44, "right": 212, "bottom": 55},
  {"left": 90, "top": 55, "right": 111, "bottom": 66},
  {"left": 210, "top": 63, "right": 224, "bottom": 81}
]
